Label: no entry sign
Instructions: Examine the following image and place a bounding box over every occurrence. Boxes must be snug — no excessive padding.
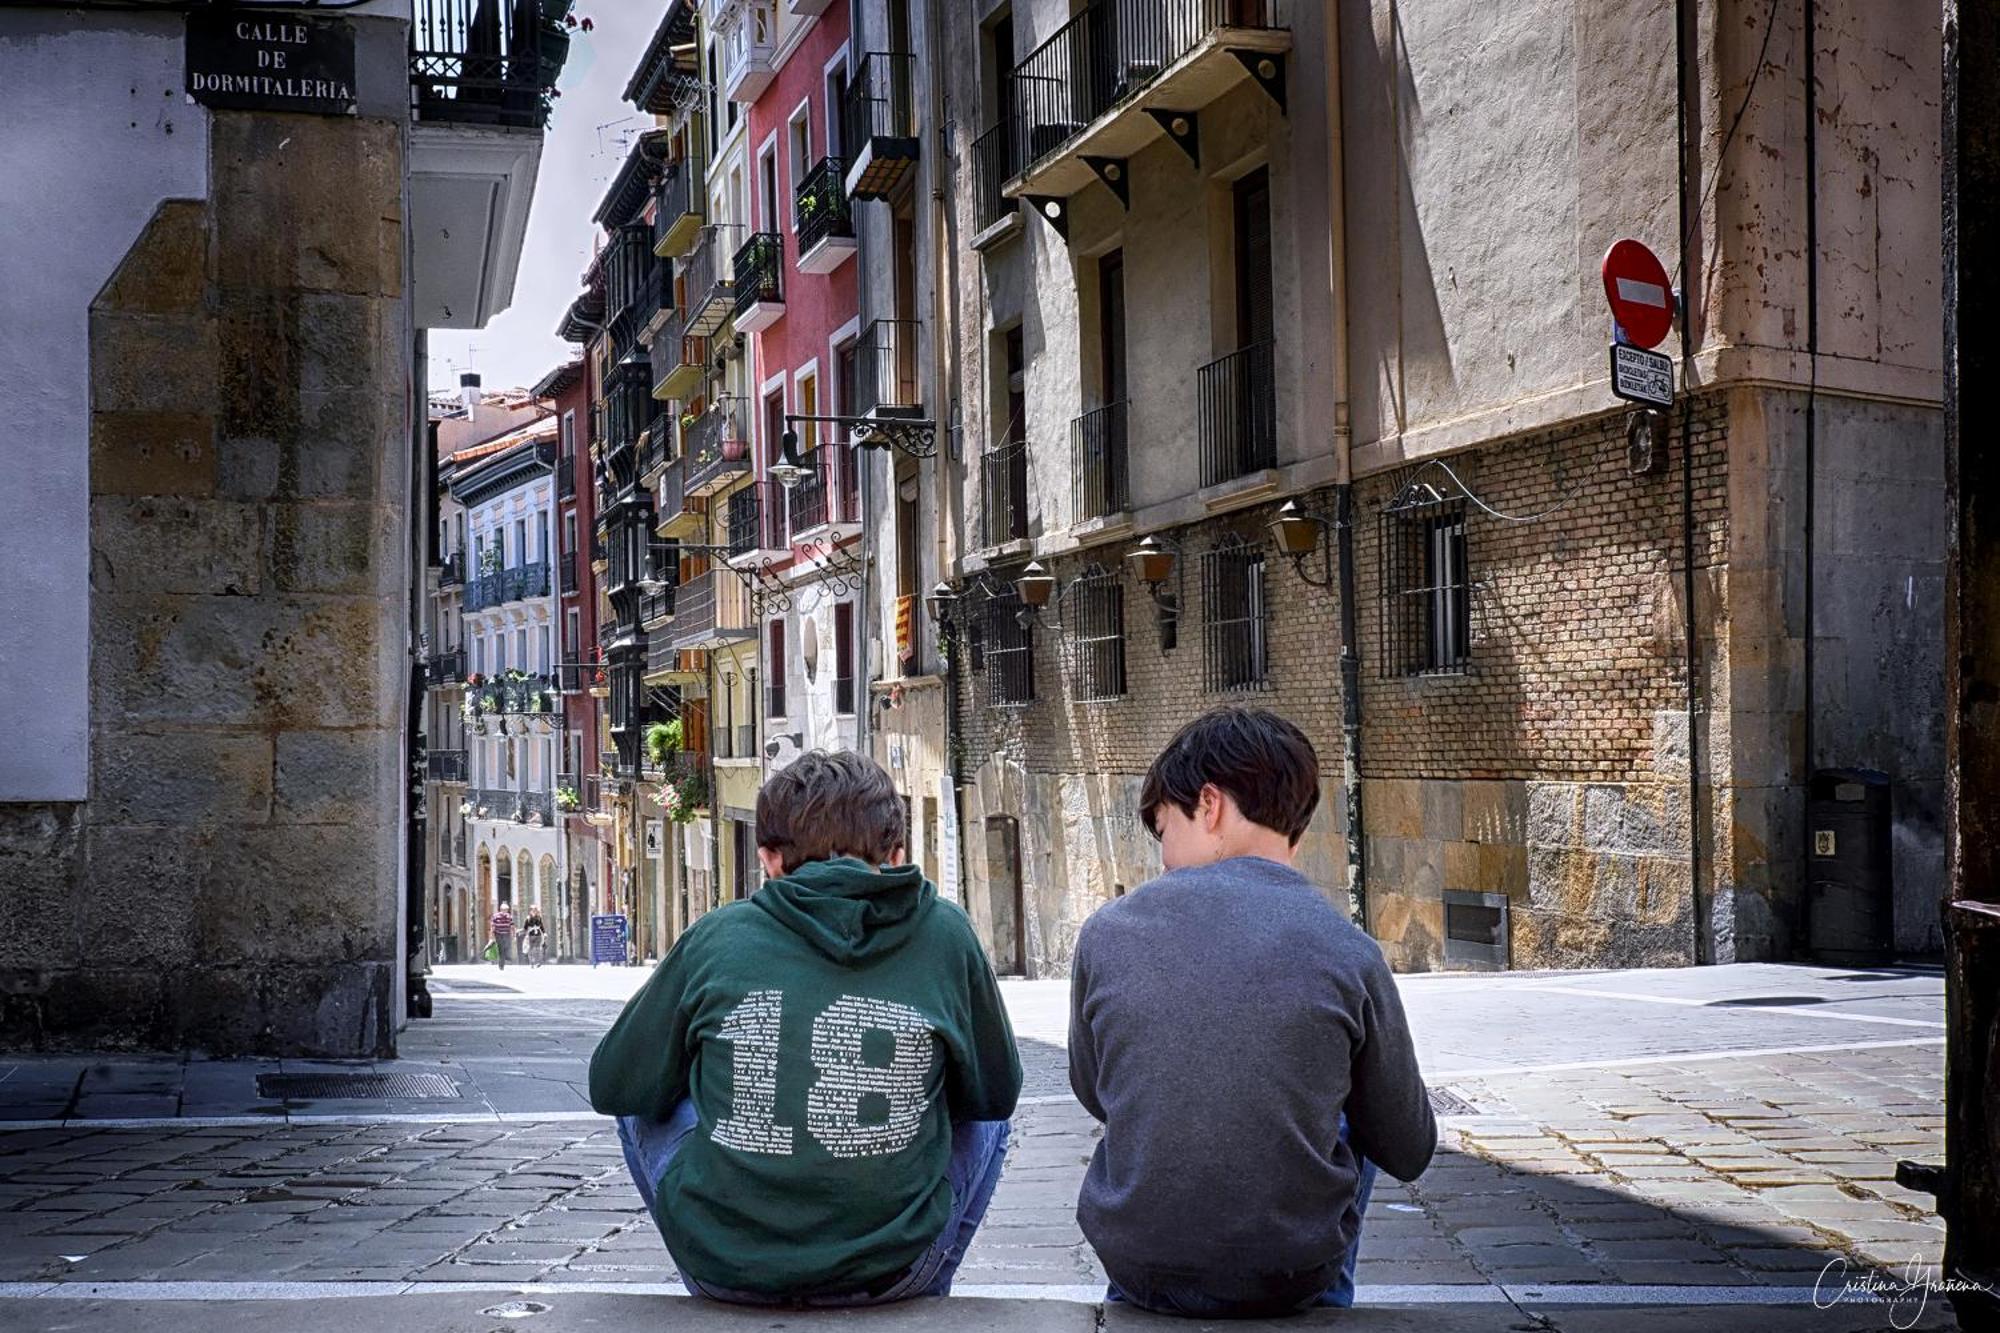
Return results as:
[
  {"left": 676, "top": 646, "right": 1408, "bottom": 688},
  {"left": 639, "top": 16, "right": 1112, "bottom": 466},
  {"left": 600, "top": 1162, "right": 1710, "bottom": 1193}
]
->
[{"left": 1601, "top": 239, "right": 1675, "bottom": 350}]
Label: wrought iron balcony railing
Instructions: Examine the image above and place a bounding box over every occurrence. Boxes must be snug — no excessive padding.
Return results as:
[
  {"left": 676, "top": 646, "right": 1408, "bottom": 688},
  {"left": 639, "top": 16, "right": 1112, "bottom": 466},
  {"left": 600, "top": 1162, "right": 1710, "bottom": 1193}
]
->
[
  {"left": 796, "top": 156, "right": 855, "bottom": 256},
  {"left": 1007, "top": 0, "right": 1290, "bottom": 180},
  {"left": 731, "top": 231, "right": 784, "bottom": 319},
  {"left": 981, "top": 441, "right": 1030, "bottom": 548},
  {"left": 786, "top": 448, "right": 848, "bottom": 533},
  {"left": 681, "top": 397, "right": 749, "bottom": 497},
  {"left": 437, "top": 549, "right": 466, "bottom": 587},
  {"left": 1197, "top": 340, "right": 1277, "bottom": 487},
  {"left": 426, "top": 748, "right": 468, "bottom": 783},
  {"left": 973, "top": 123, "right": 1020, "bottom": 233},
  {"left": 425, "top": 647, "right": 466, "bottom": 687},
  {"left": 854, "top": 318, "right": 922, "bottom": 417},
  {"left": 655, "top": 147, "right": 708, "bottom": 257},
  {"left": 411, "top": 0, "right": 569, "bottom": 131},
  {"left": 1073, "top": 400, "right": 1131, "bottom": 519},
  {"left": 681, "top": 224, "right": 740, "bottom": 336},
  {"left": 842, "top": 51, "right": 919, "bottom": 198}
]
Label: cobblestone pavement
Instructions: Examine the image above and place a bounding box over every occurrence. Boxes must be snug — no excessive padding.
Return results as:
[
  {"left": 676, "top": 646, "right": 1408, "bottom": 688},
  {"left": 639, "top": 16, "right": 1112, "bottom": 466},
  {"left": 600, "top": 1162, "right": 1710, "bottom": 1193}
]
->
[{"left": 0, "top": 963, "right": 1955, "bottom": 1323}]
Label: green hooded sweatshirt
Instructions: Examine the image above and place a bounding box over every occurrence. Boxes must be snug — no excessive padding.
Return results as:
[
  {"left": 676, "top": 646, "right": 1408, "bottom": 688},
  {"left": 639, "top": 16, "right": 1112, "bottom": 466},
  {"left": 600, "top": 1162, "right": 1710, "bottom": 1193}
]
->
[{"left": 588, "top": 857, "right": 1022, "bottom": 1296}]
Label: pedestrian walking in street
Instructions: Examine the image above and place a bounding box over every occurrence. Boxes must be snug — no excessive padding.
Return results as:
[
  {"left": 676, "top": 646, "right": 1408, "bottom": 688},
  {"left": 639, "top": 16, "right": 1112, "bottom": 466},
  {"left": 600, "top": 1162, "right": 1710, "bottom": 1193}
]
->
[
  {"left": 489, "top": 901, "right": 514, "bottom": 970},
  {"left": 523, "top": 905, "right": 547, "bottom": 967},
  {"left": 590, "top": 749, "right": 1022, "bottom": 1306},
  {"left": 1068, "top": 707, "right": 1438, "bottom": 1317}
]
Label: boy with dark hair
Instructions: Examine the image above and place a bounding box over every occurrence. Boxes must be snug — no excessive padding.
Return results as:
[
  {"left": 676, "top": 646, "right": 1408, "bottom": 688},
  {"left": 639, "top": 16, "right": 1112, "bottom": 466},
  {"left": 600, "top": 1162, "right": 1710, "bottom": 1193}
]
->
[
  {"left": 1069, "top": 706, "right": 1436, "bottom": 1317},
  {"left": 590, "top": 749, "right": 1022, "bottom": 1306}
]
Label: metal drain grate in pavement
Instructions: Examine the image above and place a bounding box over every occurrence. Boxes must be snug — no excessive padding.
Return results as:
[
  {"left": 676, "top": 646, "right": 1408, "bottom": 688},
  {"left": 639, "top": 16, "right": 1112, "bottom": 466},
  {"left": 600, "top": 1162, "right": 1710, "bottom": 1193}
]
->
[
  {"left": 257, "top": 1073, "right": 461, "bottom": 1101},
  {"left": 1428, "top": 1086, "right": 1480, "bottom": 1115}
]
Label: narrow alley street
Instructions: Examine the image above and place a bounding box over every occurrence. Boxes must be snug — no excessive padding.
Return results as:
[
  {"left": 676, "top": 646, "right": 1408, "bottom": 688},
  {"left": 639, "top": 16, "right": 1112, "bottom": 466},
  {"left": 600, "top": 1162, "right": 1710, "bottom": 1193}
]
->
[{"left": 0, "top": 964, "right": 1951, "bottom": 1329}]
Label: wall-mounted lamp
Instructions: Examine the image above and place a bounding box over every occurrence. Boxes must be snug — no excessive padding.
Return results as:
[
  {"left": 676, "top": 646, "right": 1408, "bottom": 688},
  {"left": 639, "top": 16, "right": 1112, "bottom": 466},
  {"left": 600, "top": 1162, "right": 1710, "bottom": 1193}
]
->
[
  {"left": 770, "top": 428, "right": 811, "bottom": 491},
  {"left": 1015, "top": 560, "right": 1055, "bottom": 609},
  {"left": 1126, "top": 534, "right": 1183, "bottom": 648},
  {"left": 1267, "top": 500, "right": 1337, "bottom": 588},
  {"left": 924, "top": 580, "right": 958, "bottom": 625}
]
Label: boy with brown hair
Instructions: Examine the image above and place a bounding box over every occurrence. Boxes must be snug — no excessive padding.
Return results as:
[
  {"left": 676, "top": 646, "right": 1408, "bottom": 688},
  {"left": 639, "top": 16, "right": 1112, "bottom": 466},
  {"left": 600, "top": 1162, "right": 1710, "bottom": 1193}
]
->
[
  {"left": 591, "top": 749, "right": 1021, "bottom": 1305},
  {"left": 1069, "top": 706, "right": 1437, "bottom": 1316}
]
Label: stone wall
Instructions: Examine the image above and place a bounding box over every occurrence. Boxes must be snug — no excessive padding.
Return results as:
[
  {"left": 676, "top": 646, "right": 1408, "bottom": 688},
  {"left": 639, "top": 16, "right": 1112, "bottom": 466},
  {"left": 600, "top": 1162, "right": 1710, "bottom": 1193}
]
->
[{"left": 0, "top": 110, "right": 409, "bottom": 1055}]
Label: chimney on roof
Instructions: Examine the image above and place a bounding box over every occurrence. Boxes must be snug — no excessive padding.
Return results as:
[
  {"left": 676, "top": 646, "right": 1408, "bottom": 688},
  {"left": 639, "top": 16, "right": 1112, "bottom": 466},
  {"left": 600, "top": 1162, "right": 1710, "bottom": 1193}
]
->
[{"left": 459, "top": 372, "right": 482, "bottom": 417}]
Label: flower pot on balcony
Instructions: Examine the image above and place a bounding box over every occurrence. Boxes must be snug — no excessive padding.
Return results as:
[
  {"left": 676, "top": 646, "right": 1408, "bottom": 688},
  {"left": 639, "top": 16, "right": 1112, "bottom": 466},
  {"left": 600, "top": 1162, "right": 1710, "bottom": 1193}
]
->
[{"left": 721, "top": 436, "right": 748, "bottom": 462}]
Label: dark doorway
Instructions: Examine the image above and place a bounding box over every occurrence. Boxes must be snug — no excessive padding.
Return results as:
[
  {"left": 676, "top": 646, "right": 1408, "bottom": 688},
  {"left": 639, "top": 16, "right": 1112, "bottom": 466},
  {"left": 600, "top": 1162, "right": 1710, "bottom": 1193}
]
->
[{"left": 984, "top": 814, "right": 1026, "bottom": 976}]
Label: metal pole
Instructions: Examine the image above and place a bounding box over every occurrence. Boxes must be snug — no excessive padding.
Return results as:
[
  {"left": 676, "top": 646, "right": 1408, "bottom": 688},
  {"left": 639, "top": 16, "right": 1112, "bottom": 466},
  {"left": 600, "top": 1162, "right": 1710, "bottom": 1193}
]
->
[{"left": 855, "top": 445, "right": 872, "bottom": 761}]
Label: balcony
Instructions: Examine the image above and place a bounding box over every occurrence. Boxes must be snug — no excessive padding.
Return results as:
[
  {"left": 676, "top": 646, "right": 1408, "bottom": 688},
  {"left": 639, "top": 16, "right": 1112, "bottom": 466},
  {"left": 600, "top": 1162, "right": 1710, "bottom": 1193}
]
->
[
  {"left": 731, "top": 232, "right": 785, "bottom": 333},
  {"left": 463, "top": 561, "right": 552, "bottom": 613},
  {"left": 729, "top": 481, "right": 790, "bottom": 564},
  {"left": 635, "top": 261, "right": 672, "bottom": 348},
  {"left": 426, "top": 647, "right": 466, "bottom": 688},
  {"left": 426, "top": 749, "right": 469, "bottom": 784},
  {"left": 651, "top": 308, "right": 708, "bottom": 404},
  {"left": 558, "top": 660, "right": 604, "bottom": 695},
  {"left": 486, "top": 671, "right": 559, "bottom": 716},
  {"left": 719, "top": 0, "right": 777, "bottom": 104},
  {"left": 682, "top": 397, "right": 751, "bottom": 498},
  {"left": 560, "top": 552, "right": 579, "bottom": 596},
  {"left": 981, "top": 441, "right": 1030, "bottom": 550},
  {"left": 556, "top": 463, "right": 575, "bottom": 502},
  {"left": 843, "top": 52, "right": 920, "bottom": 200},
  {"left": 1073, "top": 400, "right": 1131, "bottom": 520},
  {"left": 408, "top": 0, "right": 566, "bottom": 328},
  {"left": 582, "top": 774, "right": 615, "bottom": 826},
  {"left": 656, "top": 456, "right": 703, "bottom": 540},
  {"left": 639, "top": 581, "right": 677, "bottom": 630},
  {"left": 853, "top": 318, "right": 923, "bottom": 420},
  {"left": 604, "top": 354, "right": 658, "bottom": 461},
  {"left": 1197, "top": 340, "right": 1277, "bottom": 488},
  {"left": 671, "top": 567, "right": 757, "bottom": 651},
  {"left": 1005, "top": 0, "right": 1291, "bottom": 207},
  {"left": 680, "top": 224, "right": 739, "bottom": 337},
  {"left": 436, "top": 549, "right": 466, "bottom": 588},
  {"left": 795, "top": 157, "right": 858, "bottom": 274},
  {"left": 972, "top": 123, "right": 1021, "bottom": 236},
  {"left": 654, "top": 149, "right": 707, "bottom": 258},
  {"left": 786, "top": 447, "right": 856, "bottom": 537}
]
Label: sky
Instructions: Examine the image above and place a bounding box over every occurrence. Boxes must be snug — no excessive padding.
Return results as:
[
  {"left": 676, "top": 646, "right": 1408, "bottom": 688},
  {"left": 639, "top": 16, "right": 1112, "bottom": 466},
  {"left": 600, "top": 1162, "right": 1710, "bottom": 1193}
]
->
[{"left": 427, "top": 6, "right": 663, "bottom": 394}]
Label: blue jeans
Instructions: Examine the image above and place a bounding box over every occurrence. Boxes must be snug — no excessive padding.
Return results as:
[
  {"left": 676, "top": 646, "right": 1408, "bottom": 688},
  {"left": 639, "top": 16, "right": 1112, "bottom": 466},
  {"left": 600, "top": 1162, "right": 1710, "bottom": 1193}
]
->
[
  {"left": 616, "top": 1101, "right": 1011, "bottom": 1306},
  {"left": 1105, "top": 1116, "right": 1379, "bottom": 1315}
]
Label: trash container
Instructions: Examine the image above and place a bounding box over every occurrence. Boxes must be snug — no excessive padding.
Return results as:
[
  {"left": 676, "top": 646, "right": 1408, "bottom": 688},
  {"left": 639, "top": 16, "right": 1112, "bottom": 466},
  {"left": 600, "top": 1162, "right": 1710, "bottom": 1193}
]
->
[{"left": 1806, "top": 768, "right": 1893, "bottom": 965}]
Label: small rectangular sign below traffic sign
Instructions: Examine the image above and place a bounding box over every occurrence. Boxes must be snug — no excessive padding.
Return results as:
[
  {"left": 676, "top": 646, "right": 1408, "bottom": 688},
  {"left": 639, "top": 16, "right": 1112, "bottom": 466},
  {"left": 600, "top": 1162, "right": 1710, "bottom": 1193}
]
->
[{"left": 1610, "top": 343, "right": 1675, "bottom": 408}]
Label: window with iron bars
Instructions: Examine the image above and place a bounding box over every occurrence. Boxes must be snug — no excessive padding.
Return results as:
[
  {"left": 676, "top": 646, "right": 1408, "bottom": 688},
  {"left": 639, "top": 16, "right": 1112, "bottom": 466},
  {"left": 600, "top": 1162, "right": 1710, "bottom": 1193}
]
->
[
  {"left": 1201, "top": 539, "right": 1270, "bottom": 693},
  {"left": 983, "top": 593, "right": 1035, "bottom": 706},
  {"left": 1379, "top": 496, "right": 1471, "bottom": 677},
  {"left": 1065, "top": 567, "right": 1126, "bottom": 702}
]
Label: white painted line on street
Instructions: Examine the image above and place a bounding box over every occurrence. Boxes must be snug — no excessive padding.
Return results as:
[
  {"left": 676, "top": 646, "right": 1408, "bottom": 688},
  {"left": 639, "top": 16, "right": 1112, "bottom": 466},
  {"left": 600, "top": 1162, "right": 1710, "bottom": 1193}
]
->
[
  {"left": 1433, "top": 1035, "right": 1944, "bottom": 1081},
  {"left": 1017, "top": 1094, "right": 1080, "bottom": 1107},
  {"left": 0, "top": 1280, "right": 1858, "bottom": 1308},
  {"left": 1513, "top": 984, "right": 1947, "bottom": 1029}
]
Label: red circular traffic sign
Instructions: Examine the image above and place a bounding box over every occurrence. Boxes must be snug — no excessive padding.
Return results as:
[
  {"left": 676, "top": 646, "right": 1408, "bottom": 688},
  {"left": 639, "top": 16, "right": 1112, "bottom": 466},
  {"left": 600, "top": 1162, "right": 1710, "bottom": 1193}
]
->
[{"left": 1601, "top": 239, "right": 1675, "bottom": 350}]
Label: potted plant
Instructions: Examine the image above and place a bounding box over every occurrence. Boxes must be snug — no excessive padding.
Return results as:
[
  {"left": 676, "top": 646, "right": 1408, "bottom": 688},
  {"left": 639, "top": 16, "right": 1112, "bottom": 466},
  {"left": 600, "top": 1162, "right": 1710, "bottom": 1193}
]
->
[
  {"left": 645, "top": 718, "right": 684, "bottom": 768},
  {"left": 556, "top": 786, "right": 581, "bottom": 813}
]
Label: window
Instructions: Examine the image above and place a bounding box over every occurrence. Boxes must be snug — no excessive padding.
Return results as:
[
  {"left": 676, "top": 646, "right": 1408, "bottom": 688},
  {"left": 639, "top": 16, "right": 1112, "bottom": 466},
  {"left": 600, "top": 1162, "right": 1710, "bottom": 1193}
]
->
[
  {"left": 788, "top": 104, "right": 811, "bottom": 198},
  {"left": 1380, "top": 495, "right": 1471, "bottom": 677},
  {"left": 561, "top": 410, "right": 575, "bottom": 461},
  {"left": 834, "top": 602, "right": 855, "bottom": 714},
  {"left": 566, "top": 608, "right": 580, "bottom": 658},
  {"left": 825, "top": 59, "right": 849, "bottom": 157},
  {"left": 766, "top": 619, "right": 789, "bottom": 718},
  {"left": 759, "top": 145, "right": 780, "bottom": 233},
  {"left": 984, "top": 593, "right": 1034, "bottom": 706},
  {"left": 516, "top": 628, "right": 529, "bottom": 673},
  {"left": 515, "top": 518, "right": 527, "bottom": 567},
  {"left": 1201, "top": 538, "right": 1269, "bottom": 692},
  {"left": 1068, "top": 566, "right": 1126, "bottom": 701}
]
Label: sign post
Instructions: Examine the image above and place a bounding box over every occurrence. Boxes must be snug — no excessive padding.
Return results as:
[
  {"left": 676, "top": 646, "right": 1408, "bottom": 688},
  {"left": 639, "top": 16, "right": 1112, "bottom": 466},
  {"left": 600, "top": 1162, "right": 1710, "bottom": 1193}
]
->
[
  {"left": 590, "top": 913, "right": 630, "bottom": 967},
  {"left": 1601, "top": 239, "right": 1677, "bottom": 408}
]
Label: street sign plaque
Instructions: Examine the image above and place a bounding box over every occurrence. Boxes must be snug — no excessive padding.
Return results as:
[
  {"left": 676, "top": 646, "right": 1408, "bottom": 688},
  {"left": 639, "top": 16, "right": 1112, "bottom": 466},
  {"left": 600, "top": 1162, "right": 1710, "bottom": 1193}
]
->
[
  {"left": 1610, "top": 343, "right": 1675, "bottom": 408},
  {"left": 186, "top": 12, "right": 357, "bottom": 117},
  {"left": 1601, "top": 239, "right": 1675, "bottom": 350}
]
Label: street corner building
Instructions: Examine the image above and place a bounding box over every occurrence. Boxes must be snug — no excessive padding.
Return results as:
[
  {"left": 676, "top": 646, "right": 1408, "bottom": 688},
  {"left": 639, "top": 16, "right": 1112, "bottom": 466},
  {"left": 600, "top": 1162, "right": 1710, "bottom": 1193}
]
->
[
  {"left": 0, "top": 0, "right": 568, "bottom": 1053},
  {"left": 931, "top": 0, "right": 1946, "bottom": 981}
]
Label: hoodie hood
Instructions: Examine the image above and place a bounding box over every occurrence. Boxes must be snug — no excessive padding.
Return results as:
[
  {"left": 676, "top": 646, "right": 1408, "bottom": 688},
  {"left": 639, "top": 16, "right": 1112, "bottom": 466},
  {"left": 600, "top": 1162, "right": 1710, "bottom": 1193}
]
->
[{"left": 751, "top": 856, "right": 937, "bottom": 963}]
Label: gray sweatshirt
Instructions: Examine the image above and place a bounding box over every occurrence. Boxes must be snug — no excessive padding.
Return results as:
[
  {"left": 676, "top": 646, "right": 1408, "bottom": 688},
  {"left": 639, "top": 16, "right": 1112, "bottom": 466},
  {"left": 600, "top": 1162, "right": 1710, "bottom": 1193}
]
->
[{"left": 1067, "top": 856, "right": 1437, "bottom": 1289}]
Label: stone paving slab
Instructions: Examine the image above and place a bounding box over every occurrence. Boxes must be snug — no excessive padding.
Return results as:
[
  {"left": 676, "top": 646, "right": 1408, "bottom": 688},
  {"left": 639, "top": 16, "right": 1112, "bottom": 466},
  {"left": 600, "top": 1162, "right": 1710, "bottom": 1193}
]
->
[{"left": 0, "top": 1291, "right": 1958, "bottom": 1332}]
